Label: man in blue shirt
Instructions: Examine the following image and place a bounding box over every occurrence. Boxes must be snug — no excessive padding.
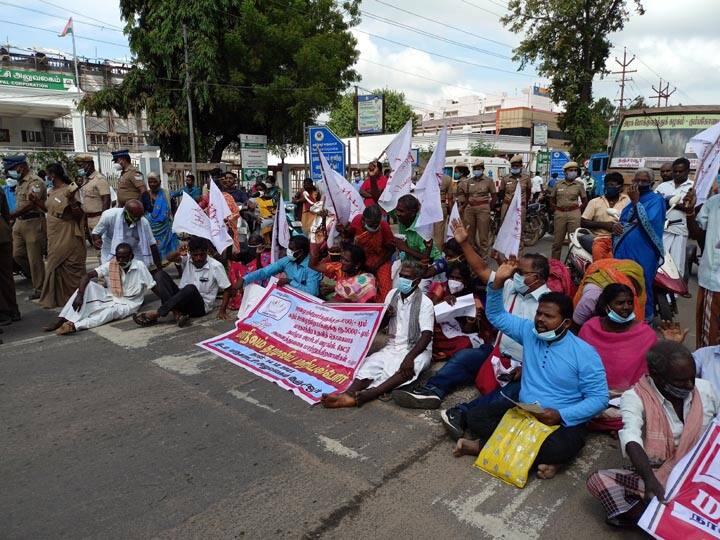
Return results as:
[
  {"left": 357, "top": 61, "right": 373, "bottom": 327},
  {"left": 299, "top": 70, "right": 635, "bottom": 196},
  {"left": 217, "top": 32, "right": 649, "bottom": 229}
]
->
[
  {"left": 236, "top": 235, "right": 322, "bottom": 297},
  {"left": 446, "top": 259, "right": 608, "bottom": 480},
  {"left": 170, "top": 174, "right": 201, "bottom": 202}
]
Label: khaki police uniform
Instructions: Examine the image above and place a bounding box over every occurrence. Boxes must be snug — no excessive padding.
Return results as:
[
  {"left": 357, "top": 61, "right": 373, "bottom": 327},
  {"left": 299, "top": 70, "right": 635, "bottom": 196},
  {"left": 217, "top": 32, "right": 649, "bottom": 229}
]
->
[
  {"left": 457, "top": 175, "right": 496, "bottom": 255},
  {"left": 0, "top": 189, "right": 18, "bottom": 316},
  {"left": 13, "top": 171, "right": 47, "bottom": 291},
  {"left": 80, "top": 170, "right": 111, "bottom": 229},
  {"left": 433, "top": 175, "right": 453, "bottom": 248},
  {"left": 116, "top": 166, "right": 144, "bottom": 206},
  {"left": 499, "top": 173, "right": 531, "bottom": 219},
  {"left": 551, "top": 178, "right": 586, "bottom": 260}
]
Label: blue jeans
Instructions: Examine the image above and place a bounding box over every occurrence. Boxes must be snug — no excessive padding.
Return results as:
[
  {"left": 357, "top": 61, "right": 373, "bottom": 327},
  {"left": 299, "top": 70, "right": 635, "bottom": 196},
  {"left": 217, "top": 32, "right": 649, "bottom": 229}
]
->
[
  {"left": 424, "top": 344, "right": 493, "bottom": 399},
  {"left": 456, "top": 380, "right": 521, "bottom": 413}
]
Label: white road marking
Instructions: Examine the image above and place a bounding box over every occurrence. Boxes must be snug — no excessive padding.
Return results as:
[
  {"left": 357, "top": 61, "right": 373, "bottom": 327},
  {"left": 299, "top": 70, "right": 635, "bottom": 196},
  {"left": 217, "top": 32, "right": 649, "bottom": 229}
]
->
[
  {"left": 91, "top": 317, "right": 222, "bottom": 349},
  {"left": 228, "top": 389, "right": 279, "bottom": 413},
  {"left": 317, "top": 435, "right": 366, "bottom": 461},
  {"left": 152, "top": 351, "right": 215, "bottom": 375}
]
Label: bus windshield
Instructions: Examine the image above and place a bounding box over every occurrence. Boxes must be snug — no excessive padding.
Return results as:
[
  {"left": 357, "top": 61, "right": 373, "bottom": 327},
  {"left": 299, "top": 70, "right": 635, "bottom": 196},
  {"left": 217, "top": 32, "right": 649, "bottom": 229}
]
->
[{"left": 611, "top": 112, "right": 720, "bottom": 168}]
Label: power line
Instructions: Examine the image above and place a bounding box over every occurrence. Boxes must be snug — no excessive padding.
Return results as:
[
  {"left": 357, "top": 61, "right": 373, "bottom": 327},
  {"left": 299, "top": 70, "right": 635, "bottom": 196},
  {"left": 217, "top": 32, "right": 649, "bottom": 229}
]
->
[
  {"left": 35, "top": 0, "right": 124, "bottom": 31},
  {"left": 359, "top": 58, "right": 483, "bottom": 93},
  {"left": 459, "top": 0, "right": 504, "bottom": 18},
  {"left": 0, "top": 20, "right": 130, "bottom": 48},
  {"left": 611, "top": 47, "right": 636, "bottom": 110},
  {"left": 0, "top": 1, "right": 124, "bottom": 33}
]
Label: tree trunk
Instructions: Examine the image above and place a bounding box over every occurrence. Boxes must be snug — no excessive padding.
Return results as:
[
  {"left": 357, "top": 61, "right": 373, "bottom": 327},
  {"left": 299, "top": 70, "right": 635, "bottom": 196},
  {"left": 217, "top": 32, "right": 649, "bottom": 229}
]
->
[{"left": 209, "top": 134, "right": 237, "bottom": 163}]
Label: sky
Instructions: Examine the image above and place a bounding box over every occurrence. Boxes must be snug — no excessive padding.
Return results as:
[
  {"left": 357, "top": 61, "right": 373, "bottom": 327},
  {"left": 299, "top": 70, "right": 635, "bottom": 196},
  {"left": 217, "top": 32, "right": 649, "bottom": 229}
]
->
[{"left": 1, "top": 0, "right": 717, "bottom": 113}]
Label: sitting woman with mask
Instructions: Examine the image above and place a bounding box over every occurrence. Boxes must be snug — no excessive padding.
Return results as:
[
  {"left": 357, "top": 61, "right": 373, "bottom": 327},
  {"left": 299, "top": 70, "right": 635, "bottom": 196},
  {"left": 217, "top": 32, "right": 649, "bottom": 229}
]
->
[{"left": 310, "top": 243, "right": 377, "bottom": 303}]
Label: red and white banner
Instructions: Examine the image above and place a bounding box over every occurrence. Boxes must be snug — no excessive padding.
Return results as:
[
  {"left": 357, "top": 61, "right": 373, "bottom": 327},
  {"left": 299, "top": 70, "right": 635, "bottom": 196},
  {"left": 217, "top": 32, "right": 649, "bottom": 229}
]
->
[{"left": 640, "top": 418, "right": 720, "bottom": 539}]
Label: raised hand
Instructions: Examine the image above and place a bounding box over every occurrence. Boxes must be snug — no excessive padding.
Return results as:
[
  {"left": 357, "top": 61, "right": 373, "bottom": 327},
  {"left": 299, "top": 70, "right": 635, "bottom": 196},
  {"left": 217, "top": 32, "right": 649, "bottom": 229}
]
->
[
  {"left": 659, "top": 320, "right": 689, "bottom": 343},
  {"left": 451, "top": 218, "right": 469, "bottom": 244}
]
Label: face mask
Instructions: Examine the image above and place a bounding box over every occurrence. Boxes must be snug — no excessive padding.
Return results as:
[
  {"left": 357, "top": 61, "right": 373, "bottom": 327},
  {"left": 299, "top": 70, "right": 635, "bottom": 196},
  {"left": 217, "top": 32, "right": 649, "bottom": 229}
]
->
[
  {"left": 532, "top": 319, "right": 569, "bottom": 342},
  {"left": 286, "top": 249, "right": 294, "bottom": 259},
  {"left": 512, "top": 272, "right": 530, "bottom": 294},
  {"left": 77, "top": 169, "right": 87, "bottom": 178},
  {"left": 638, "top": 184, "right": 651, "bottom": 194},
  {"left": 5, "top": 178, "right": 17, "bottom": 187},
  {"left": 113, "top": 162, "right": 123, "bottom": 171},
  {"left": 124, "top": 210, "right": 138, "bottom": 227},
  {"left": 45, "top": 180, "right": 54, "bottom": 190},
  {"left": 605, "top": 186, "right": 621, "bottom": 198},
  {"left": 448, "top": 279, "right": 464, "bottom": 294},
  {"left": 663, "top": 382, "right": 691, "bottom": 400},
  {"left": 7, "top": 170, "right": 20, "bottom": 180},
  {"left": 364, "top": 223, "right": 380, "bottom": 233},
  {"left": 453, "top": 172, "right": 462, "bottom": 180},
  {"left": 472, "top": 170, "right": 483, "bottom": 178},
  {"left": 119, "top": 260, "right": 131, "bottom": 270},
  {"left": 607, "top": 309, "right": 635, "bottom": 324},
  {"left": 397, "top": 277, "right": 416, "bottom": 295},
  {"left": 565, "top": 171, "right": 578, "bottom": 180},
  {"left": 510, "top": 167, "right": 521, "bottom": 175},
  {"left": 329, "top": 253, "right": 342, "bottom": 262}
]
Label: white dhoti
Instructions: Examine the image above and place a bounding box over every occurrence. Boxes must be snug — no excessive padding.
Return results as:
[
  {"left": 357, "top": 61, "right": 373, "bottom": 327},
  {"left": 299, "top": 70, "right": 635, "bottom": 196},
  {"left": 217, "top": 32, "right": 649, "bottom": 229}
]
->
[
  {"left": 59, "top": 281, "right": 139, "bottom": 330},
  {"left": 355, "top": 343, "right": 432, "bottom": 388},
  {"left": 663, "top": 231, "right": 688, "bottom": 278}
]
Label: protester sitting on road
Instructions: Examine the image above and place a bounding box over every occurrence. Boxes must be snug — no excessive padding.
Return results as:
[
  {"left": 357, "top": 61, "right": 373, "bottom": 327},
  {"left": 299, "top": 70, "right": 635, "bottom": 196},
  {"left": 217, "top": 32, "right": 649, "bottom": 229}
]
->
[
  {"left": 580, "top": 172, "right": 630, "bottom": 260},
  {"left": 91, "top": 200, "right": 162, "bottom": 270},
  {"left": 392, "top": 220, "right": 549, "bottom": 410},
  {"left": 587, "top": 342, "right": 719, "bottom": 527},
  {"left": 198, "top": 175, "right": 241, "bottom": 254},
  {"left": 310, "top": 243, "right": 377, "bottom": 303},
  {"left": 321, "top": 260, "right": 434, "bottom": 408},
  {"left": 46, "top": 243, "right": 156, "bottom": 335},
  {"left": 394, "top": 194, "right": 445, "bottom": 280},
  {"left": 228, "top": 234, "right": 271, "bottom": 309},
  {"left": 237, "top": 235, "right": 322, "bottom": 297},
  {"left": 450, "top": 259, "right": 608, "bottom": 480},
  {"left": 133, "top": 236, "right": 231, "bottom": 327}
]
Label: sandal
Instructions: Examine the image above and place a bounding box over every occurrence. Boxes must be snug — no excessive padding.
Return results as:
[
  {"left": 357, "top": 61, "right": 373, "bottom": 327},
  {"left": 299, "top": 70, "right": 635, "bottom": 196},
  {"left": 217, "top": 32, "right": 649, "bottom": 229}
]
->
[
  {"left": 176, "top": 314, "right": 191, "bottom": 328},
  {"left": 133, "top": 313, "right": 158, "bottom": 327}
]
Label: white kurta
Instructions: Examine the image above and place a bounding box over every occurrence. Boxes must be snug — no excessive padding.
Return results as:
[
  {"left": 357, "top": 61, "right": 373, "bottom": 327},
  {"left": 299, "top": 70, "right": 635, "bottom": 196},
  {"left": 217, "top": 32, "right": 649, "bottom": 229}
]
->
[
  {"left": 356, "top": 288, "right": 434, "bottom": 387},
  {"left": 59, "top": 260, "right": 156, "bottom": 330},
  {"left": 655, "top": 179, "right": 693, "bottom": 277},
  {"left": 91, "top": 208, "right": 157, "bottom": 267}
]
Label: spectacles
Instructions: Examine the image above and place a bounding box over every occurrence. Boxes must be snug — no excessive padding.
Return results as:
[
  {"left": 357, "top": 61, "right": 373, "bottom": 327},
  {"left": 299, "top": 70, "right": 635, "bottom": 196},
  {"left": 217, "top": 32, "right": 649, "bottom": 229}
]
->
[{"left": 516, "top": 270, "right": 538, "bottom": 277}]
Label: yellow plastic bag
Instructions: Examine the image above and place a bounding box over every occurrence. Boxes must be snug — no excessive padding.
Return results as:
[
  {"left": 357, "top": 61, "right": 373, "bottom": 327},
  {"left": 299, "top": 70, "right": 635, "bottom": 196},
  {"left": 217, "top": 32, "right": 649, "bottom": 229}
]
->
[{"left": 474, "top": 407, "right": 560, "bottom": 488}]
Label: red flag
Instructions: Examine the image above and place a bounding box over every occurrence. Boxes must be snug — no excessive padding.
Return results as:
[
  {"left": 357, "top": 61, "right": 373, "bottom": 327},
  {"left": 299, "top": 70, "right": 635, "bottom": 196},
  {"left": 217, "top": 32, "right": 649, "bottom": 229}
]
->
[{"left": 59, "top": 18, "right": 73, "bottom": 37}]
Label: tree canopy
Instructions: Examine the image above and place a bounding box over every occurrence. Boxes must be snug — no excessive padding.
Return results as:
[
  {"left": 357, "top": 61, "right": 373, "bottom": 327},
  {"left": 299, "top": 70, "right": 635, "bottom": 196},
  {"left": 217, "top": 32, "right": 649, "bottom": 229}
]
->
[
  {"left": 326, "top": 88, "right": 416, "bottom": 138},
  {"left": 502, "top": 0, "right": 644, "bottom": 159},
  {"left": 81, "top": 0, "right": 360, "bottom": 162}
]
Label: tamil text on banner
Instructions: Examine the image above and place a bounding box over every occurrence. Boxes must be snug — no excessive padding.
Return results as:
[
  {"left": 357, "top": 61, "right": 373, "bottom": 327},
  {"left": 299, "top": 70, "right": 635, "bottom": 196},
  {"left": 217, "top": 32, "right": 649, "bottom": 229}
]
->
[
  {"left": 378, "top": 119, "right": 414, "bottom": 213},
  {"left": 493, "top": 183, "right": 522, "bottom": 258},
  {"left": 639, "top": 418, "right": 720, "bottom": 539},
  {"left": 198, "top": 285, "right": 385, "bottom": 404},
  {"left": 414, "top": 126, "right": 448, "bottom": 241}
]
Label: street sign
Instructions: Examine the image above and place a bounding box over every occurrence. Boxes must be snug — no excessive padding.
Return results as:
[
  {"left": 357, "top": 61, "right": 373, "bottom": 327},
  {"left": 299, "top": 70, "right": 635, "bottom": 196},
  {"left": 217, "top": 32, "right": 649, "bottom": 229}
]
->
[
  {"left": 549, "top": 150, "right": 570, "bottom": 179},
  {"left": 532, "top": 122, "right": 548, "bottom": 146},
  {"left": 240, "top": 134, "right": 268, "bottom": 183},
  {"left": 536, "top": 150, "right": 550, "bottom": 166},
  {"left": 0, "top": 68, "right": 75, "bottom": 91},
  {"left": 357, "top": 94, "right": 383, "bottom": 134},
  {"left": 411, "top": 148, "right": 420, "bottom": 168},
  {"left": 309, "top": 126, "right": 346, "bottom": 181}
]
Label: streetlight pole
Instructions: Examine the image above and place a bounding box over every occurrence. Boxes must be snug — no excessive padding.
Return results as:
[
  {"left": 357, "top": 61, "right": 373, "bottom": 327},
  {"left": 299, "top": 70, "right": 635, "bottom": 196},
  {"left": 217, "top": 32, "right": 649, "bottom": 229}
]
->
[{"left": 182, "top": 24, "right": 198, "bottom": 181}]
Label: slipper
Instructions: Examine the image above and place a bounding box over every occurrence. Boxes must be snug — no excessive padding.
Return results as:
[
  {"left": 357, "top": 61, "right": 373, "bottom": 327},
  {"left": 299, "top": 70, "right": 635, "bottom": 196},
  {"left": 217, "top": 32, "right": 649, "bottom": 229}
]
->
[
  {"left": 176, "top": 314, "right": 190, "bottom": 328},
  {"left": 133, "top": 313, "right": 158, "bottom": 327}
]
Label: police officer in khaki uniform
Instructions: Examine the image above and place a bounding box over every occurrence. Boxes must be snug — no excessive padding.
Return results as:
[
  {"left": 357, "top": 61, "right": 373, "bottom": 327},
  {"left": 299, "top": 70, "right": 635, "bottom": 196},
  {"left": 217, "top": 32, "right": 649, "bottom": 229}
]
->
[
  {"left": 499, "top": 154, "right": 532, "bottom": 221},
  {"left": 74, "top": 153, "right": 111, "bottom": 230},
  {"left": 457, "top": 161, "right": 496, "bottom": 255},
  {"left": 112, "top": 149, "right": 146, "bottom": 206},
  {"left": 550, "top": 161, "right": 587, "bottom": 260},
  {"left": 0, "top": 187, "right": 19, "bottom": 325},
  {"left": 432, "top": 173, "right": 453, "bottom": 248},
  {"left": 452, "top": 163, "right": 471, "bottom": 220},
  {"left": 5, "top": 154, "right": 47, "bottom": 299}
]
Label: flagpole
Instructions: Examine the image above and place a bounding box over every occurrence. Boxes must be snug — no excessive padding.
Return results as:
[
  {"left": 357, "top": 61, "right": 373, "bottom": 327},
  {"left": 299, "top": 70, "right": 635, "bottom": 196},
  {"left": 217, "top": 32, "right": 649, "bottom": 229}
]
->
[{"left": 70, "top": 24, "right": 88, "bottom": 152}]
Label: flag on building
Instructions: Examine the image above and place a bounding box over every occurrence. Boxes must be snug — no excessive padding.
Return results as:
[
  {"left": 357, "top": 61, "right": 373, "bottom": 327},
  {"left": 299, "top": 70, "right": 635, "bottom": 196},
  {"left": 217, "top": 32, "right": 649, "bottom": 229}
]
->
[
  {"left": 319, "top": 149, "right": 365, "bottom": 225},
  {"left": 493, "top": 183, "right": 522, "bottom": 258},
  {"left": 271, "top": 195, "right": 291, "bottom": 263},
  {"left": 378, "top": 119, "right": 414, "bottom": 212},
  {"left": 59, "top": 18, "right": 74, "bottom": 37},
  {"left": 414, "top": 126, "right": 447, "bottom": 240},
  {"left": 687, "top": 120, "right": 720, "bottom": 204}
]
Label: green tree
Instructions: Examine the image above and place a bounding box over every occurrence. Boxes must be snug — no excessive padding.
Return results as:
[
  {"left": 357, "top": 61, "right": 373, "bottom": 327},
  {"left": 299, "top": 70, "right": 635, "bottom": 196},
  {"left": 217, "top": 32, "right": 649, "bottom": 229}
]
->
[
  {"left": 327, "top": 88, "right": 416, "bottom": 138},
  {"left": 592, "top": 97, "right": 616, "bottom": 123},
  {"left": 81, "top": 0, "right": 360, "bottom": 162},
  {"left": 502, "top": 0, "right": 643, "bottom": 159},
  {"left": 469, "top": 140, "right": 495, "bottom": 157}
]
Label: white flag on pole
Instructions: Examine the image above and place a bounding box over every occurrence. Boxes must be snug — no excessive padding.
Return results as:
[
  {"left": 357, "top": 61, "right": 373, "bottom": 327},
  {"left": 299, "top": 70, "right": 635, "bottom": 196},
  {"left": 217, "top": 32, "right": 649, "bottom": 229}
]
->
[
  {"left": 172, "top": 191, "right": 214, "bottom": 239},
  {"left": 414, "top": 126, "right": 447, "bottom": 240},
  {"left": 686, "top": 120, "right": 720, "bottom": 204},
  {"left": 445, "top": 202, "right": 461, "bottom": 241},
  {"left": 208, "top": 180, "right": 233, "bottom": 253},
  {"left": 319, "top": 149, "right": 365, "bottom": 225},
  {"left": 493, "top": 182, "right": 522, "bottom": 258},
  {"left": 271, "top": 196, "right": 291, "bottom": 263},
  {"left": 378, "top": 119, "right": 414, "bottom": 212}
]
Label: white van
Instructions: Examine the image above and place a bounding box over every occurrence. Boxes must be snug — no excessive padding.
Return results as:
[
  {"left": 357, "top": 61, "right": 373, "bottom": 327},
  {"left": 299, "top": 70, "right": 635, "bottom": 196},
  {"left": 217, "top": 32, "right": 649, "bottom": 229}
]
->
[{"left": 444, "top": 156, "right": 511, "bottom": 191}]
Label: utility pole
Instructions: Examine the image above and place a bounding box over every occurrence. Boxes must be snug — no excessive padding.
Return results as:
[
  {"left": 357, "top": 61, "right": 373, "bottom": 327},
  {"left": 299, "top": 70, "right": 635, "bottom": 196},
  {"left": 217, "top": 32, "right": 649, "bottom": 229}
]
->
[
  {"left": 650, "top": 78, "right": 677, "bottom": 107},
  {"left": 354, "top": 85, "right": 360, "bottom": 173},
  {"left": 611, "top": 47, "right": 637, "bottom": 111},
  {"left": 182, "top": 24, "right": 198, "bottom": 182}
]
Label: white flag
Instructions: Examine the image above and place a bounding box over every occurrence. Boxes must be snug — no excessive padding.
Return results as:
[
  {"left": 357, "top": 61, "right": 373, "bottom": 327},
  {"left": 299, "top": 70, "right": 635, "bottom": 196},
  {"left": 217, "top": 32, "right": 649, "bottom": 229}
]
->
[
  {"left": 208, "top": 180, "right": 233, "bottom": 253},
  {"left": 378, "top": 119, "right": 414, "bottom": 212},
  {"left": 493, "top": 182, "right": 522, "bottom": 258},
  {"left": 319, "top": 149, "right": 365, "bottom": 225},
  {"left": 686, "top": 120, "right": 720, "bottom": 204},
  {"left": 172, "top": 192, "right": 213, "bottom": 238},
  {"left": 445, "top": 202, "right": 461, "bottom": 241},
  {"left": 271, "top": 196, "right": 291, "bottom": 263},
  {"left": 414, "top": 126, "right": 447, "bottom": 240}
]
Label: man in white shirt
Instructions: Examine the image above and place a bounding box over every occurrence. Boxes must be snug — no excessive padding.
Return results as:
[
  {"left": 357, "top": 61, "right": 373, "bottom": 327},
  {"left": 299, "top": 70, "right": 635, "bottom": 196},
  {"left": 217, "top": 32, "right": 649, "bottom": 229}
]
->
[
  {"left": 693, "top": 344, "right": 720, "bottom": 396},
  {"left": 91, "top": 200, "right": 161, "bottom": 269},
  {"left": 655, "top": 157, "right": 694, "bottom": 276},
  {"left": 393, "top": 220, "right": 550, "bottom": 410},
  {"left": 531, "top": 172, "right": 544, "bottom": 202},
  {"left": 47, "top": 243, "right": 157, "bottom": 335},
  {"left": 322, "top": 260, "right": 434, "bottom": 408},
  {"left": 134, "top": 236, "right": 231, "bottom": 327}
]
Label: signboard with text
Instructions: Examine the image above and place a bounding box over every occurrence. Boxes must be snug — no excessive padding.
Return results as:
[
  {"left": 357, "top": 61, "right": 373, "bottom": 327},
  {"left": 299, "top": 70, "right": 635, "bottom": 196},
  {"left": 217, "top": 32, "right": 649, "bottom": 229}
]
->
[
  {"left": 309, "top": 126, "right": 346, "bottom": 181},
  {"left": 0, "top": 68, "right": 74, "bottom": 91},
  {"left": 357, "top": 94, "right": 384, "bottom": 134},
  {"left": 532, "top": 123, "right": 548, "bottom": 146},
  {"left": 549, "top": 151, "right": 570, "bottom": 180},
  {"left": 240, "top": 133, "right": 268, "bottom": 183}
]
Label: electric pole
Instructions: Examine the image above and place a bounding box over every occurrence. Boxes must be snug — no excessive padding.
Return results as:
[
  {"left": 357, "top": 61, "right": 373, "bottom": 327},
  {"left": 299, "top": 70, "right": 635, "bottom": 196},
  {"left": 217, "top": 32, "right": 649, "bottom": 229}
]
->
[
  {"left": 650, "top": 79, "right": 675, "bottom": 107},
  {"left": 182, "top": 24, "right": 198, "bottom": 182},
  {"left": 611, "top": 47, "right": 637, "bottom": 111}
]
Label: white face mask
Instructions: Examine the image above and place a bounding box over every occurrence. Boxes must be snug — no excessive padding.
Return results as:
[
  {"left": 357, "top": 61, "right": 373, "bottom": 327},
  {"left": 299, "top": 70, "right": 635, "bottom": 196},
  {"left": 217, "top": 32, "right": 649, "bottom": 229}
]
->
[
  {"left": 565, "top": 171, "right": 578, "bottom": 180},
  {"left": 448, "top": 279, "right": 464, "bottom": 294},
  {"left": 113, "top": 162, "right": 123, "bottom": 171}
]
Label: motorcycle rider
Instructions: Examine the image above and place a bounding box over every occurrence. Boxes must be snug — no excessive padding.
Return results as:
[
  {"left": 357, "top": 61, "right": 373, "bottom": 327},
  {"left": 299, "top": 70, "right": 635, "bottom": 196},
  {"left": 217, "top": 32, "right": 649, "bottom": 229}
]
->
[
  {"left": 549, "top": 161, "right": 587, "bottom": 261},
  {"left": 580, "top": 172, "right": 631, "bottom": 260},
  {"left": 456, "top": 161, "right": 496, "bottom": 256}
]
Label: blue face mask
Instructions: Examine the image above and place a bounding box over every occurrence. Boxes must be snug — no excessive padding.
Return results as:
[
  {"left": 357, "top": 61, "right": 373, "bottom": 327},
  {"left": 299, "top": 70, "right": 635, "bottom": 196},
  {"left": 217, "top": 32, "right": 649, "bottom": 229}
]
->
[
  {"left": 532, "top": 319, "right": 569, "bottom": 341},
  {"left": 638, "top": 184, "right": 651, "bottom": 194},
  {"left": 397, "top": 277, "right": 416, "bottom": 295},
  {"left": 605, "top": 186, "right": 621, "bottom": 198},
  {"left": 453, "top": 172, "right": 462, "bottom": 180},
  {"left": 510, "top": 167, "right": 522, "bottom": 175},
  {"left": 512, "top": 272, "right": 530, "bottom": 294},
  {"left": 77, "top": 169, "right": 87, "bottom": 178},
  {"left": 7, "top": 170, "right": 20, "bottom": 180},
  {"left": 663, "top": 382, "right": 691, "bottom": 400},
  {"left": 473, "top": 169, "right": 483, "bottom": 178},
  {"left": 607, "top": 309, "right": 635, "bottom": 324}
]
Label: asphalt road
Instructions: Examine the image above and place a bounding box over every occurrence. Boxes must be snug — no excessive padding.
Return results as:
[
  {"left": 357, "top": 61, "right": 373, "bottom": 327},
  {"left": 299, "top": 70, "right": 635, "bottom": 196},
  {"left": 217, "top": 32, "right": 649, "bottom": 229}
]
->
[{"left": 2, "top": 238, "right": 697, "bottom": 539}]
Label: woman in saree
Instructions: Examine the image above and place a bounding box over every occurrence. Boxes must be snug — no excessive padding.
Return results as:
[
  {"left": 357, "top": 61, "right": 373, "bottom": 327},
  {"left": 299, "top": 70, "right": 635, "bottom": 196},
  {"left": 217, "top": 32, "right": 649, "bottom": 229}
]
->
[
  {"left": 228, "top": 234, "right": 272, "bottom": 310},
  {"left": 612, "top": 168, "right": 666, "bottom": 320},
  {"left": 38, "top": 162, "right": 86, "bottom": 309},
  {"left": 310, "top": 243, "right": 377, "bottom": 303},
  {"left": 141, "top": 172, "right": 178, "bottom": 262}
]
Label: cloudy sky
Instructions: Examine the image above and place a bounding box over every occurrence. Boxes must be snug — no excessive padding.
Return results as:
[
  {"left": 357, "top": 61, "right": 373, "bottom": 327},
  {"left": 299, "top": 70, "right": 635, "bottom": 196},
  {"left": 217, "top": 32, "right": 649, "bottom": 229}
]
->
[{"left": 2, "top": 0, "right": 717, "bottom": 112}]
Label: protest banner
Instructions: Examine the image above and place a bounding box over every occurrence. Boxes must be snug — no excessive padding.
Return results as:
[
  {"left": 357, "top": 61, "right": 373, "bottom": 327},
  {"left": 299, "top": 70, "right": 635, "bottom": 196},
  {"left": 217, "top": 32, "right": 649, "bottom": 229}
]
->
[
  {"left": 199, "top": 284, "right": 385, "bottom": 404},
  {"left": 208, "top": 180, "right": 234, "bottom": 252},
  {"left": 493, "top": 183, "right": 522, "bottom": 258},
  {"left": 414, "top": 126, "right": 447, "bottom": 241},
  {"left": 639, "top": 418, "right": 720, "bottom": 539},
  {"left": 172, "top": 192, "right": 233, "bottom": 253},
  {"left": 378, "top": 119, "right": 414, "bottom": 212},
  {"left": 445, "top": 202, "right": 461, "bottom": 241},
  {"left": 319, "top": 148, "right": 364, "bottom": 225}
]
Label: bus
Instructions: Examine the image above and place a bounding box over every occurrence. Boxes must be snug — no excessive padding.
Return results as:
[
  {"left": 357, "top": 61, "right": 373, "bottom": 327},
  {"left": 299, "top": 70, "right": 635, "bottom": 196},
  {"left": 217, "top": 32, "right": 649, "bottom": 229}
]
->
[
  {"left": 588, "top": 151, "right": 608, "bottom": 195},
  {"left": 608, "top": 105, "right": 720, "bottom": 180}
]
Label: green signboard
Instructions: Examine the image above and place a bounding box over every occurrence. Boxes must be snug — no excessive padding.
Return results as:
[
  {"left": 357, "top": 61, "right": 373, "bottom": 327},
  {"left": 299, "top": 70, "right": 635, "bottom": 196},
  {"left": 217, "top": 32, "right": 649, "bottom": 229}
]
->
[
  {"left": 0, "top": 69, "right": 75, "bottom": 91},
  {"left": 536, "top": 150, "right": 550, "bottom": 165}
]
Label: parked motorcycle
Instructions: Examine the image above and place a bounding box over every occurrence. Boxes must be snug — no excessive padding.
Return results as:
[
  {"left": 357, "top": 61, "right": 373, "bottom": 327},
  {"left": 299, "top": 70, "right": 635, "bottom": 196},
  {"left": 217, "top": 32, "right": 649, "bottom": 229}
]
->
[{"left": 523, "top": 202, "right": 548, "bottom": 247}]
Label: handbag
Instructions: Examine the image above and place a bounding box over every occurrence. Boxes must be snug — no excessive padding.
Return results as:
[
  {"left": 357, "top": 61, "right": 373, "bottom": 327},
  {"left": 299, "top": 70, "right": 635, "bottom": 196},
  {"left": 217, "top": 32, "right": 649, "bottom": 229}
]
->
[
  {"left": 474, "top": 295, "right": 518, "bottom": 394},
  {"left": 474, "top": 407, "right": 559, "bottom": 488}
]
